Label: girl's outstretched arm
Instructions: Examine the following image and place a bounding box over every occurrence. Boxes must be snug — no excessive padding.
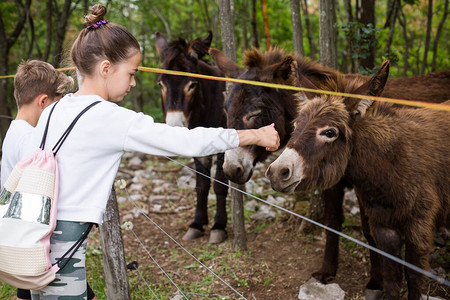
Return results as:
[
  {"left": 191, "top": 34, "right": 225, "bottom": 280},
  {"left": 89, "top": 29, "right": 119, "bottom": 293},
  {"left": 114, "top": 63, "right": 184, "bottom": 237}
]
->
[{"left": 237, "top": 123, "right": 280, "bottom": 151}]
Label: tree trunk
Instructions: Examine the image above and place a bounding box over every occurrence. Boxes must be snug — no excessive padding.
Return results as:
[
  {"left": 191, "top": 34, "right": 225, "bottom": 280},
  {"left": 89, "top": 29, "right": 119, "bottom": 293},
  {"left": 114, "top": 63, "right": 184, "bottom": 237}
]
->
[
  {"left": 318, "top": 0, "right": 337, "bottom": 69},
  {"left": 44, "top": 0, "right": 53, "bottom": 61},
  {"left": 431, "top": 0, "right": 448, "bottom": 71},
  {"left": 301, "top": 0, "right": 317, "bottom": 58},
  {"left": 0, "top": 0, "right": 31, "bottom": 143},
  {"left": 261, "top": 0, "right": 271, "bottom": 50},
  {"left": 219, "top": 0, "right": 237, "bottom": 62},
  {"left": 290, "top": 0, "right": 304, "bottom": 56},
  {"left": 100, "top": 188, "right": 130, "bottom": 300},
  {"left": 251, "top": 0, "right": 259, "bottom": 48},
  {"left": 384, "top": 0, "right": 400, "bottom": 57},
  {"left": 398, "top": 6, "right": 411, "bottom": 76},
  {"left": 52, "top": 0, "right": 78, "bottom": 67},
  {"left": 356, "top": 0, "right": 375, "bottom": 70},
  {"left": 242, "top": 2, "right": 249, "bottom": 50},
  {"left": 343, "top": 0, "right": 356, "bottom": 72},
  {"left": 218, "top": 0, "right": 247, "bottom": 251},
  {"left": 421, "top": 0, "right": 433, "bottom": 74}
]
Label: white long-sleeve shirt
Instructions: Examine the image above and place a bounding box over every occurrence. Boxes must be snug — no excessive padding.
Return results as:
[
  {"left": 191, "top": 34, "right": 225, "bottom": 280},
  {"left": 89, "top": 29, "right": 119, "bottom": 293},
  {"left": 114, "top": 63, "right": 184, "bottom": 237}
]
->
[
  {"left": 29, "top": 94, "right": 239, "bottom": 224},
  {"left": 1, "top": 120, "right": 34, "bottom": 186}
]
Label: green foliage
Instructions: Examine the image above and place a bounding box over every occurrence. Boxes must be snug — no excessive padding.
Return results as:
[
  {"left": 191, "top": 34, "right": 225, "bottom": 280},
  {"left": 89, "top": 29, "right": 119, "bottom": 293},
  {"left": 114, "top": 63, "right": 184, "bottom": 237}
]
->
[
  {"left": 0, "top": 282, "right": 16, "bottom": 299},
  {"left": 335, "top": 22, "right": 380, "bottom": 61}
]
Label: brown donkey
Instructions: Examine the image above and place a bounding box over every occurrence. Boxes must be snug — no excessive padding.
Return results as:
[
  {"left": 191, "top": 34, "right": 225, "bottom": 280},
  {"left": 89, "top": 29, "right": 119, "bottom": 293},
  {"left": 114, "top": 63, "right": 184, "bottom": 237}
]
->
[
  {"left": 155, "top": 32, "right": 229, "bottom": 243},
  {"left": 266, "top": 61, "right": 449, "bottom": 299},
  {"left": 209, "top": 46, "right": 450, "bottom": 294}
]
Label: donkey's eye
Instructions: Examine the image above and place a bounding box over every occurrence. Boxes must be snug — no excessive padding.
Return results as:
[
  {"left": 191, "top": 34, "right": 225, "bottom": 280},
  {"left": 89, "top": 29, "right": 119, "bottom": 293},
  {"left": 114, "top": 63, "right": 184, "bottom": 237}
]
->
[
  {"left": 247, "top": 113, "right": 260, "bottom": 121},
  {"left": 320, "top": 128, "right": 338, "bottom": 138},
  {"left": 188, "top": 81, "right": 198, "bottom": 91}
]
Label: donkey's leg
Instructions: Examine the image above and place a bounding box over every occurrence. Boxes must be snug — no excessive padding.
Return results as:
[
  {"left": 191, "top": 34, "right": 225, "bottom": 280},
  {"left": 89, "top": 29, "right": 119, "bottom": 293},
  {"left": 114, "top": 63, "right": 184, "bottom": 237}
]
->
[
  {"left": 371, "top": 225, "right": 403, "bottom": 300},
  {"left": 404, "top": 219, "right": 434, "bottom": 300},
  {"left": 312, "top": 180, "right": 345, "bottom": 283},
  {"left": 404, "top": 241, "right": 428, "bottom": 300},
  {"left": 182, "top": 157, "right": 212, "bottom": 241},
  {"left": 210, "top": 153, "right": 229, "bottom": 244},
  {"left": 357, "top": 197, "right": 383, "bottom": 300}
]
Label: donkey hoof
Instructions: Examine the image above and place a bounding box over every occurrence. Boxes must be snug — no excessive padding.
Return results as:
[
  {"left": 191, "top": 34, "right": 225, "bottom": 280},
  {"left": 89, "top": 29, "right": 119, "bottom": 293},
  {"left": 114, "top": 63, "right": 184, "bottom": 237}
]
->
[
  {"left": 182, "top": 228, "right": 204, "bottom": 241},
  {"left": 209, "top": 229, "right": 227, "bottom": 244},
  {"left": 365, "top": 288, "right": 383, "bottom": 300}
]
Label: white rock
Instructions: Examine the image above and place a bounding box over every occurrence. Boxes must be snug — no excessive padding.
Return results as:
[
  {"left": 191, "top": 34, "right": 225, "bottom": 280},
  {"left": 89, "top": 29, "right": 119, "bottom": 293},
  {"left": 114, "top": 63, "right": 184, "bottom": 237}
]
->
[
  {"left": 175, "top": 206, "right": 187, "bottom": 212},
  {"left": 152, "top": 179, "right": 166, "bottom": 186},
  {"left": 177, "top": 175, "right": 196, "bottom": 189},
  {"left": 245, "top": 200, "right": 258, "bottom": 211},
  {"left": 344, "top": 187, "right": 358, "bottom": 206},
  {"left": 152, "top": 204, "right": 162, "bottom": 212},
  {"left": 128, "top": 156, "right": 142, "bottom": 166},
  {"left": 298, "top": 278, "right": 345, "bottom": 300},
  {"left": 251, "top": 205, "right": 276, "bottom": 220},
  {"left": 117, "top": 196, "right": 127, "bottom": 203},
  {"left": 129, "top": 194, "right": 143, "bottom": 202},
  {"left": 350, "top": 206, "right": 360, "bottom": 216},
  {"left": 420, "top": 295, "right": 445, "bottom": 300},
  {"left": 152, "top": 186, "right": 165, "bottom": 194},
  {"left": 129, "top": 183, "right": 144, "bottom": 191}
]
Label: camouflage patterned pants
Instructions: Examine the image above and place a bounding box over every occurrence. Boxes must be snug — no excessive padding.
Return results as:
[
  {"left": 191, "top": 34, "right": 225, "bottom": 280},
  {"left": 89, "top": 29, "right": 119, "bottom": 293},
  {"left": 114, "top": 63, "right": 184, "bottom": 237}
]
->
[{"left": 31, "top": 221, "right": 91, "bottom": 300}]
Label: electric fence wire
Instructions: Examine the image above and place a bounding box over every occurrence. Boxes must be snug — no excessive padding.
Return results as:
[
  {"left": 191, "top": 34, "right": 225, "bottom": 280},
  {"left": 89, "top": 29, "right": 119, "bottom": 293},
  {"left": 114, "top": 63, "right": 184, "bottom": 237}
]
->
[
  {"left": 162, "top": 156, "right": 450, "bottom": 288},
  {"left": 126, "top": 187, "right": 248, "bottom": 300},
  {"left": 134, "top": 264, "right": 160, "bottom": 300},
  {"left": 130, "top": 228, "right": 188, "bottom": 300}
]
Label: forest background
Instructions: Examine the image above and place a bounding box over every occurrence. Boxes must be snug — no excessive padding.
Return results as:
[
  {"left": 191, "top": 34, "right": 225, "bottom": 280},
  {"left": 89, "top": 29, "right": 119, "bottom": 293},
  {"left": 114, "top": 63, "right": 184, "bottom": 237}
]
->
[{"left": 0, "top": 0, "right": 448, "bottom": 144}]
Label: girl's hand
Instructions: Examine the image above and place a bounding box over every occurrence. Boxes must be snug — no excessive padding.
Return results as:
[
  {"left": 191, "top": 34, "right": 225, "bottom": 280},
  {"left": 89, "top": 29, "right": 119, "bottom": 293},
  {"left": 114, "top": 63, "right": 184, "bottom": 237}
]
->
[
  {"left": 257, "top": 123, "right": 280, "bottom": 151},
  {"left": 237, "top": 123, "right": 280, "bottom": 151}
]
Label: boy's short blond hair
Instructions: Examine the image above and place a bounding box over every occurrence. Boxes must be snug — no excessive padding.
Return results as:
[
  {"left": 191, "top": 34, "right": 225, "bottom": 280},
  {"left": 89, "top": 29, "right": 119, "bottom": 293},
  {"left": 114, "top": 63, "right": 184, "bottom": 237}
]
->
[{"left": 14, "top": 60, "right": 74, "bottom": 108}]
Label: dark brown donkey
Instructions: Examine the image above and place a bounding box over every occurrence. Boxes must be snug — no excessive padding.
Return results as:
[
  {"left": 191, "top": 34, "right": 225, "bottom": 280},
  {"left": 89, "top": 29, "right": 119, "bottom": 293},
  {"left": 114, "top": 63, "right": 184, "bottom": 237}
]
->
[
  {"left": 155, "top": 32, "right": 229, "bottom": 243},
  {"left": 209, "top": 46, "right": 450, "bottom": 294},
  {"left": 266, "top": 61, "right": 449, "bottom": 299}
]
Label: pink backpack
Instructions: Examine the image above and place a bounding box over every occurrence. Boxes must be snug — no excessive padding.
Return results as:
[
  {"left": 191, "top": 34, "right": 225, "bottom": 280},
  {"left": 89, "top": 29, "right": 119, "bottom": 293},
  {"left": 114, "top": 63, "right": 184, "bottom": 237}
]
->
[{"left": 0, "top": 101, "right": 99, "bottom": 290}]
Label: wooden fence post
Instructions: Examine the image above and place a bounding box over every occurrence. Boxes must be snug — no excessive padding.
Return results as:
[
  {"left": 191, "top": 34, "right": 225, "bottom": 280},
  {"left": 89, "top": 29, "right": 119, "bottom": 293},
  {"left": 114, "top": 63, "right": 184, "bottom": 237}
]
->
[
  {"left": 230, "top": 183, "right": 247, "bottom": 251},
  {"left": 100, "top": 187, "right": 130, "bottom": 299},
  {"left": 218, "top": 0, "right": 247, "bottom": 251}
]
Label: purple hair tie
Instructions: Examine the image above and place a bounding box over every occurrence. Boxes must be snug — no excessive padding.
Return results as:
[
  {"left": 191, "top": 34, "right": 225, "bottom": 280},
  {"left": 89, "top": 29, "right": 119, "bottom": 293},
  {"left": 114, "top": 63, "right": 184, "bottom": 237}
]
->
[{"left": 87, "top": 19, "right": 108, "bottom": 29}]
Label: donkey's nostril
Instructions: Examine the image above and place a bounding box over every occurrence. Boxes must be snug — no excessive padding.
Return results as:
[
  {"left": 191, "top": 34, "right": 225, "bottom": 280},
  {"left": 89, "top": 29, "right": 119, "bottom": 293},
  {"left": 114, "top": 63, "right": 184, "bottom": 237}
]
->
[
  {"left": 234, "top": 166, "right": 243, "bottom": 178},
  {"left": 280, "top": 167, "right": 291, "bottom": 181}
]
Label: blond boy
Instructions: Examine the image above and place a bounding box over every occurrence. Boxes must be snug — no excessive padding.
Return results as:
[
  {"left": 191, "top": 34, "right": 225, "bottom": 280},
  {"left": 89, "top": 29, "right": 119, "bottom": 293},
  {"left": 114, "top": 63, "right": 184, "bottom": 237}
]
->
[{"left": 1, "top": 60, "right": 74, "bottom": 186}]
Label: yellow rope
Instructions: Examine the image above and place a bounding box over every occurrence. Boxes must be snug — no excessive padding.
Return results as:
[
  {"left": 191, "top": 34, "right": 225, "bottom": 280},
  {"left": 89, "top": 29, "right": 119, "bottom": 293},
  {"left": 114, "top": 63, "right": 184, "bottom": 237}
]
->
[{"left": 1, "top": 66, "right": 449, "bottom": 112}]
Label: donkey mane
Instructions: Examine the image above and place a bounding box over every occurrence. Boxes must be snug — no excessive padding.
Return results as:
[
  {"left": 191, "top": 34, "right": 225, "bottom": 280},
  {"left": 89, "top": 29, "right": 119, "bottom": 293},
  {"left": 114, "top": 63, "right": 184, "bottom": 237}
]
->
[
  {"left": 242, "top": 46, "right": 345, "bottom": 94},
  {"left": 243, "top": 46, "right": 287, "bottom": 68},
  {"left": 162, "top": 38, "right": 190, "bottom": 64},
  {"left": 162, "top": 38, "right": 212, "bottom": 68}
]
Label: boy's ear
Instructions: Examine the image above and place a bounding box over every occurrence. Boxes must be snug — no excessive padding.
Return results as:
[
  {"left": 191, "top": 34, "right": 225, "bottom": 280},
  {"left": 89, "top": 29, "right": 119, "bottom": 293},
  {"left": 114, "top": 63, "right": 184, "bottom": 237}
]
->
[{"left": 36, "top": 94, "right": 49, "bottom": 110}]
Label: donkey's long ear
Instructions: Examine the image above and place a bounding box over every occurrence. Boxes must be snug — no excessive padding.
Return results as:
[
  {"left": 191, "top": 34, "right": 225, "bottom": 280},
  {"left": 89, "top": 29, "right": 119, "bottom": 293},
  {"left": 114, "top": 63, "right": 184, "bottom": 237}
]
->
[
  {"left": 209, "top": 48, "right": 245, "bottom": 78},
  {"left": 189, "top": 31, "right": 213, "bottom": 60},
  {"left": 367, "top": 60, "right": 389, "bottom": 97},
  {"left": 264, "top": 56, "right": 300, "bottom": 85},
  {"left": 155, "top": 32, "right": 168, "bottom": 61},
  {"left": 354, "top": 60, "right": 390, "bottom": 117}
]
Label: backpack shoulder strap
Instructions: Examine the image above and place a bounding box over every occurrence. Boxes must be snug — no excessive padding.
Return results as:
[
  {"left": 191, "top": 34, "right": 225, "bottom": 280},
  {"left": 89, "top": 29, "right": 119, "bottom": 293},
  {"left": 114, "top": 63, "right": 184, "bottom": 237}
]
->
[
  {"left": 52, "top": 101, "right": 101, "bottom": 155},
  {"left": 39, "top": 101, "right": 59, "bottom": 150}
]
